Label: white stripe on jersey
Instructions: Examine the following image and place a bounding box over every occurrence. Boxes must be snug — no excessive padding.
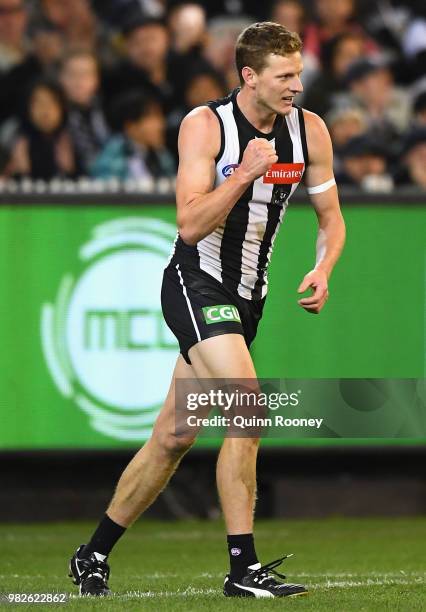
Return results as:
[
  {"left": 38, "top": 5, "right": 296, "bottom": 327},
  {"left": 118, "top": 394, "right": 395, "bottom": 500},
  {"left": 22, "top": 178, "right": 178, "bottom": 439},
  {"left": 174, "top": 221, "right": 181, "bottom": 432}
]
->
[
  {"left": 285, "top": 111, "right": 305, "bottom": 201},
  {"left": 196, "top": 100, "right": 239, "bottom": 282},
  {"left": 237, "top": 147, "right": 274, "bottom": 298},
  {"left": 215, "top": 101, "right": 240, "bottom": 168}
]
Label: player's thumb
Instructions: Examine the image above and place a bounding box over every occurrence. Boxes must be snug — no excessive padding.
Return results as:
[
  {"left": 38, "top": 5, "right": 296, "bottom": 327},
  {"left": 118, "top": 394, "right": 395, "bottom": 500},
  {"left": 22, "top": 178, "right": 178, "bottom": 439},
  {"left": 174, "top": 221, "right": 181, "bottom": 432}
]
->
[{"left": 297, "top": 277, "right": 311, "bottom": 293}]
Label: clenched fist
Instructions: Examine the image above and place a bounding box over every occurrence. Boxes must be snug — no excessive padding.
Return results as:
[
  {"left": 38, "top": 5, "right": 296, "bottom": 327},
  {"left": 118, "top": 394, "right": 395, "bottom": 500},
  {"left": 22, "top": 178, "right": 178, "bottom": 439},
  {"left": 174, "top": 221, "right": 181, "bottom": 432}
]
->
[{"left": 239, "top": 138, "right": 278, "bottom": 182}]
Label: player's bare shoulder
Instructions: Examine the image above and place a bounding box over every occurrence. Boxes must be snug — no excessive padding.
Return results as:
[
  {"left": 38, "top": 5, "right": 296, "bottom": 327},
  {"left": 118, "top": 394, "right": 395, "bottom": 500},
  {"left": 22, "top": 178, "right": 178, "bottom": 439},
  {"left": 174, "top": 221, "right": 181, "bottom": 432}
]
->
[
  {"left": 301, "top": 109, "right": 333, "bottom": 163},
  {"left": 176, "top": 106, "right": 221, "bottom": 213},
  {"left": 178, "top": 105, "right": 221, "bottom": 160}
]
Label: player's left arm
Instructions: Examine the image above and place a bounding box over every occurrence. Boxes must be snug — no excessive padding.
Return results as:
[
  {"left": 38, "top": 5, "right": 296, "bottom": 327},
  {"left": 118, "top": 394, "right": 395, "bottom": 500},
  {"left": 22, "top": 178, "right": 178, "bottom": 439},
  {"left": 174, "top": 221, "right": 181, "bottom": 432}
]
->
[{"left": 297, "top": 110, "right": 346, "bottom": 314}]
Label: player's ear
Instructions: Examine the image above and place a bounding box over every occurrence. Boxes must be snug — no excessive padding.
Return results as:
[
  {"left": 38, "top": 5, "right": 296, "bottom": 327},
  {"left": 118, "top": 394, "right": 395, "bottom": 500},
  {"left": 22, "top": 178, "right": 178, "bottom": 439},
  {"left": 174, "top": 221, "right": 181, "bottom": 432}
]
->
[{"left": 241, "top": 66, "right": 257, "bottom": 89}]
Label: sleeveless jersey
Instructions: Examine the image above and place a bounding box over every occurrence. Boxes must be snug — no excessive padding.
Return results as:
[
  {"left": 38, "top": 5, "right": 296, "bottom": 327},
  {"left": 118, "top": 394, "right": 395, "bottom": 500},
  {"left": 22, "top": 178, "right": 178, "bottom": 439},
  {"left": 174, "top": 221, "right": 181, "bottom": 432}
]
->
[{"left": 170, "top": 88, "right": 309, "bottom": 301}]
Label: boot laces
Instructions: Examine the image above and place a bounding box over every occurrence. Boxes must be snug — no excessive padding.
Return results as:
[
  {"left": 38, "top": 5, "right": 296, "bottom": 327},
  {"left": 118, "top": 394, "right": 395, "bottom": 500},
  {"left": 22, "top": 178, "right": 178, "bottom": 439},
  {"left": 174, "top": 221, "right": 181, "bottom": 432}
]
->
[
  {"left": 249, "top": 554, "right": 293, "bottom": 586},
  {"left": 79, "top": 556, "right": 110, "bottom": 584}
]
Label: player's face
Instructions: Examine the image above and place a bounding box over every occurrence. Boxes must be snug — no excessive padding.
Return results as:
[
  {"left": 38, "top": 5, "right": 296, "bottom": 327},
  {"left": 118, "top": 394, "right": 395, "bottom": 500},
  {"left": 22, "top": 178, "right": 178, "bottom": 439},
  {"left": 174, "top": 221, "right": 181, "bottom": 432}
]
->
[{"left": 255, "top": 52, "right": 303, "bottom": 115}]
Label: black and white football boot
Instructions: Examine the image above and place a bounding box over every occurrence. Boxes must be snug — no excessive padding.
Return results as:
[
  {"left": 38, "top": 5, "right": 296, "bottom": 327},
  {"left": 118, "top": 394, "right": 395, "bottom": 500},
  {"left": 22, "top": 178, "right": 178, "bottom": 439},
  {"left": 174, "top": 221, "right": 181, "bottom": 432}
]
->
[
  {"left": 68, "top": 545, "right": 111, "bottom": 596},
  {"left": 223, "top": 554, "right": 307, "bottom": 598}
]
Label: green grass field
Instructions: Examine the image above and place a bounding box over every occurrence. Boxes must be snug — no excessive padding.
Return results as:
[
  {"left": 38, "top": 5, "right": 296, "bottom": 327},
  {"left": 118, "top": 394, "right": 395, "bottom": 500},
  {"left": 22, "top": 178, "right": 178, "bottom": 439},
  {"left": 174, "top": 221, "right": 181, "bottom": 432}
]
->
[{"left": 1, "top": 518, "right": 425, "bottom": 611}]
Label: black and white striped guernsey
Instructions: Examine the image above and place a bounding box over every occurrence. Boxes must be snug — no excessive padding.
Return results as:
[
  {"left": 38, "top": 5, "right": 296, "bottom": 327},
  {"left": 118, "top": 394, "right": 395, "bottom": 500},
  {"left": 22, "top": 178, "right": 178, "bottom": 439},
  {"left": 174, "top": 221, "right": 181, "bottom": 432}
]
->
[{"left": 169, "top": 88, "right": 309, "bottom": 301}]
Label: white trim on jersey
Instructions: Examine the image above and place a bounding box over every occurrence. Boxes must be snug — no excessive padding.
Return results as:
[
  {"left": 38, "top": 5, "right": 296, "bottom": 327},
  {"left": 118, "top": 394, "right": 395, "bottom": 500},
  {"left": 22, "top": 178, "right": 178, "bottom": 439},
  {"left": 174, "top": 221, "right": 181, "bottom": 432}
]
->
[
  {"left": 215, "top": 101, "right": 240, "bottom": 169},
  {"left": 175, "top": 264, "right": 201, "bottom": 342},
  {"left": 166, "top": 232, "right": 179, "bottom": 266}
]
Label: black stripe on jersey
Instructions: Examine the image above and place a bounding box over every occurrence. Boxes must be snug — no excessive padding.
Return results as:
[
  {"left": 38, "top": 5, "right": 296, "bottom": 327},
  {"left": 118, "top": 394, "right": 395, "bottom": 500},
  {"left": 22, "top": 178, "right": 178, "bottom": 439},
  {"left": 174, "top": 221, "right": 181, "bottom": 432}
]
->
[
  {"left": 206, "top": 106, "right": 225, "bottom": 163},
  {"left": 296, "top": 106, "right": 309, "bottom": 167},
  {"left": 251, "top": 116, "right": 294, "bottom": 300},
  {"left": 218, "top": 95, "right": 255, "bottom": 293}
]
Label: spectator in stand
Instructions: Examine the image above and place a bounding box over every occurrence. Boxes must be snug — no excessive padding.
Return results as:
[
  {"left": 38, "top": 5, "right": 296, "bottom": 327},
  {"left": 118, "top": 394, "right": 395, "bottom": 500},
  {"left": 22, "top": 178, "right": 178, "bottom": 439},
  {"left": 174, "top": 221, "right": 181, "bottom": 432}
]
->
[
  {"left": 0, "top": 1, "right": 424, "bottom": 192},
  {"left": 102, "top": 16, "right": 186, "bottom": 115},
  {"left": 91, "top": 92, "right": 175, "bottom": 181},
  {"left": 336, "top": 58, "right": 411, "bottom": 149},
  {"left": 167, "top": 4, "right": 216, "bottom": 99},
  {"left": 29, "top": 19, "right": 64, "bottom": 73},
  {"left": 303, "top": 0, "right": 377, "bottom": 64},
  {"left": 91, "top": 0, "right": 166, "bottom": 29},
  {"left": 400, "top": 6, "right": 426, "bottom": 83},
  {"left": 336, "top": 133, "right": 393, "bottom": 192},
  {"left": 0, "top": 0, "right": 28, "bottom": 73},
  {"left": 303, "top": 31, "right": 367, "bottom": 116},
  {"left": 394, "top": 129, "right": 426, "bottom": 190},
  {"left": 270, "top": 0, "right": 305, "bottom": 35},
  {"left": 7, "top": 79, "right": 75, "bottom": 179},
  {"left": 168, "top": 3, "right": 207, "bottom": 55},
  {"left": 413, "top": 91, "right": 426, "bottom": 127},
  {"left": 203, "top": 16, "right": 252, "bottom": 90},
  {"left": 60, "top": 50, "right": 109, "bottom": 176},
  {"left": 173, "top": 0, "right": 262, "bottom": 21},
  {"left": 0, "top": 18, "right": 66, "bottom": 128},
  {"left": 37, "top": 0, "right": 115, "bottom": 66},
  {"left": 325, "top": 107, "right": 367, "bottom": 173},
  {"left": 40, "top": 0, "right": 97, "bottom": 52},
  {"left": 167, "top": 68, "right": 226, "bottom": 160},
  {"left": 0, "top": 142, "right": 9, "bottom": 176},
  {"left": 184, "top": 70, "right": 227, "bottom": 108},
  {"left": 327, "top": 107, "right": 367, "bottom": 149},
  {"left": 369, "top": 2, "right": 426, "bottom": 85}
]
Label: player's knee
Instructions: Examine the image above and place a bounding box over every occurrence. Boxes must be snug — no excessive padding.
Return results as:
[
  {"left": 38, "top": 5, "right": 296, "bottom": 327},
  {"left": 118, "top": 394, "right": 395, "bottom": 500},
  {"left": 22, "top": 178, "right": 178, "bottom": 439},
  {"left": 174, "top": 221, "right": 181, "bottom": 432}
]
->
[
  {"left": 223, "top": 436, "right": 260, "bottom": 453},
  {"left": 154, "top": 430, "right": 195, "bottom": 458}
]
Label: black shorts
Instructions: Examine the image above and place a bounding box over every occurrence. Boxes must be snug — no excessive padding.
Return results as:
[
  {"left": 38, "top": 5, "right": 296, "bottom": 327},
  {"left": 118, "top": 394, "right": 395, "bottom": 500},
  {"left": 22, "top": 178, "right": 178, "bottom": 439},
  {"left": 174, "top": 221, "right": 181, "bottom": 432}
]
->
[{"left": 161, "top": 263, "right": 266, "bottom": 364}]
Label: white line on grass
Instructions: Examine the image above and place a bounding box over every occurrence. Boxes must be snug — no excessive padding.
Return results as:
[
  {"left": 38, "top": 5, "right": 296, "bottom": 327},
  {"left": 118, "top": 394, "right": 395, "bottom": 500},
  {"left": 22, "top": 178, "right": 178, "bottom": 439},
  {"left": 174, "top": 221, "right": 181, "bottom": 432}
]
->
[
  {"left": 312, "top": 577, "right": 425, "bottom": 590},
  {"left": 70, "top": 588, "right": 220, "bottom": 600},
  {"left": 2, "top": 571, "right": 424, "bottom": 581},
  {"left": 66, "top": 577, "right": 425, "bottom": 600}
]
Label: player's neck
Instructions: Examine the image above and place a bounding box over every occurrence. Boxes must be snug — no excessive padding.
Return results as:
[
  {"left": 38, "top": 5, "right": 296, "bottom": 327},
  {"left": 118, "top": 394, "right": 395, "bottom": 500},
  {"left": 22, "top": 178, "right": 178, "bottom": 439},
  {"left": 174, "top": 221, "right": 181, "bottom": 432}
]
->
[{"left": 236, "top": 88, "right": 277, "bottom": 134}]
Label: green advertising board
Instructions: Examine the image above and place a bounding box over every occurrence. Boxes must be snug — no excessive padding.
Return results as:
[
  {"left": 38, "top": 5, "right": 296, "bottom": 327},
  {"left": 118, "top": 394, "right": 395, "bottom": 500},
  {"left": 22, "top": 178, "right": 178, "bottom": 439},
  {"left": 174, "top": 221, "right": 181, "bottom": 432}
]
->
[{"left": 0, "top": 203, "right": 424, "bottom": 449}]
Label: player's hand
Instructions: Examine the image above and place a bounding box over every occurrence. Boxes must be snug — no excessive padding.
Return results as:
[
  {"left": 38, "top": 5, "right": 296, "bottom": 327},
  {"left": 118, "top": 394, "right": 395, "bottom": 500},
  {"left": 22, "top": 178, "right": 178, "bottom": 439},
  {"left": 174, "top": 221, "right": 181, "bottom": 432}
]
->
[
  {"left": 238, "top": 138, "right": 278, "bottom": 181},
  {"left": 297, "top": 269, "right": 329, "bottom": 314}
]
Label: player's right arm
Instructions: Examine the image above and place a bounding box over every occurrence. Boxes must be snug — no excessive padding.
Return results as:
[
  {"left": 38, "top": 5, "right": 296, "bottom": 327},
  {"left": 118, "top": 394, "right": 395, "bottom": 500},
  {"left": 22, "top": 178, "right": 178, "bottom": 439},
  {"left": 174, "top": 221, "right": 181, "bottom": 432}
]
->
[{"left": 176, "top": 107, "right": 277, "bottom": 245}]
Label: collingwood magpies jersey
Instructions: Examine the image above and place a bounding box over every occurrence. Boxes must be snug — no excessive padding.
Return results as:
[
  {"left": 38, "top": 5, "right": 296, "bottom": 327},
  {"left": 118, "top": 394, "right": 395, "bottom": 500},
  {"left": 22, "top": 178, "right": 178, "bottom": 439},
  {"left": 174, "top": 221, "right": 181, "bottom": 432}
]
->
[{"left": 170, "top": 88, "right": 309, "bottom": 301}]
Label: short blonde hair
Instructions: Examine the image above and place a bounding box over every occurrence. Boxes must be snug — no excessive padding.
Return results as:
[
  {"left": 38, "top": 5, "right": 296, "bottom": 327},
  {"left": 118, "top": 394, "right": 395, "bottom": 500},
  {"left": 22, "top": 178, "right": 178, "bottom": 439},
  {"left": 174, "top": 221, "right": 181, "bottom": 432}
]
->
[{"left": 235, "top": 21, "right": 302, "bottom": 85}]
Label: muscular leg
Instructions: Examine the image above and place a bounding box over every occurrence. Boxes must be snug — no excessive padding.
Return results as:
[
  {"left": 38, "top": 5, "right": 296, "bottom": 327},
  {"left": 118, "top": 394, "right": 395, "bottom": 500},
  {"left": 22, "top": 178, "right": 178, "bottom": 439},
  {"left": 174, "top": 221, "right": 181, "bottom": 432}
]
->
[
  {"left": 188, "top": 334, "right": 260, "bottom": 535},
  {"left": 80, "top": 334, "right": 258, "bottom": 565},
  {"left": 107, "top": 355, "right": 197, "bottom": 527}
]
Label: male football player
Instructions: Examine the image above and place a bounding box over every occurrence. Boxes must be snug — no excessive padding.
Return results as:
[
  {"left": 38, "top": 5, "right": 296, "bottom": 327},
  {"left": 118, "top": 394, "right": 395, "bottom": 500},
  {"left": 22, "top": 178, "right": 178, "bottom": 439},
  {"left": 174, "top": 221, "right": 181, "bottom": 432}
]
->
[{"left": 69, "top": 21, "right": 345, "bottom": 598}]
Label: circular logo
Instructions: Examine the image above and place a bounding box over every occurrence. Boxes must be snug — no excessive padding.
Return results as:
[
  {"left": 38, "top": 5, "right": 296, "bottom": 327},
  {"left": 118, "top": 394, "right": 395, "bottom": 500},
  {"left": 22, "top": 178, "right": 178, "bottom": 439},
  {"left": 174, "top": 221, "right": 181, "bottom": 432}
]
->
[
  {"left": 222, "top": 164, "right": 239, "bottom": 177},
  {"left": 41, "top": 217, "right": 179, "bottom": 441}
]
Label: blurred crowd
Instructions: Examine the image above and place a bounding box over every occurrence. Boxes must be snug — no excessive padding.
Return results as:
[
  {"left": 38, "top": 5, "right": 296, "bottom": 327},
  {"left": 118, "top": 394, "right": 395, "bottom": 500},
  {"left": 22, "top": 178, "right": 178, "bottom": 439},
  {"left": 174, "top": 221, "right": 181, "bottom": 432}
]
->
[{"left": 0, "top": 0, "right": 425, "bottom": 191}]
